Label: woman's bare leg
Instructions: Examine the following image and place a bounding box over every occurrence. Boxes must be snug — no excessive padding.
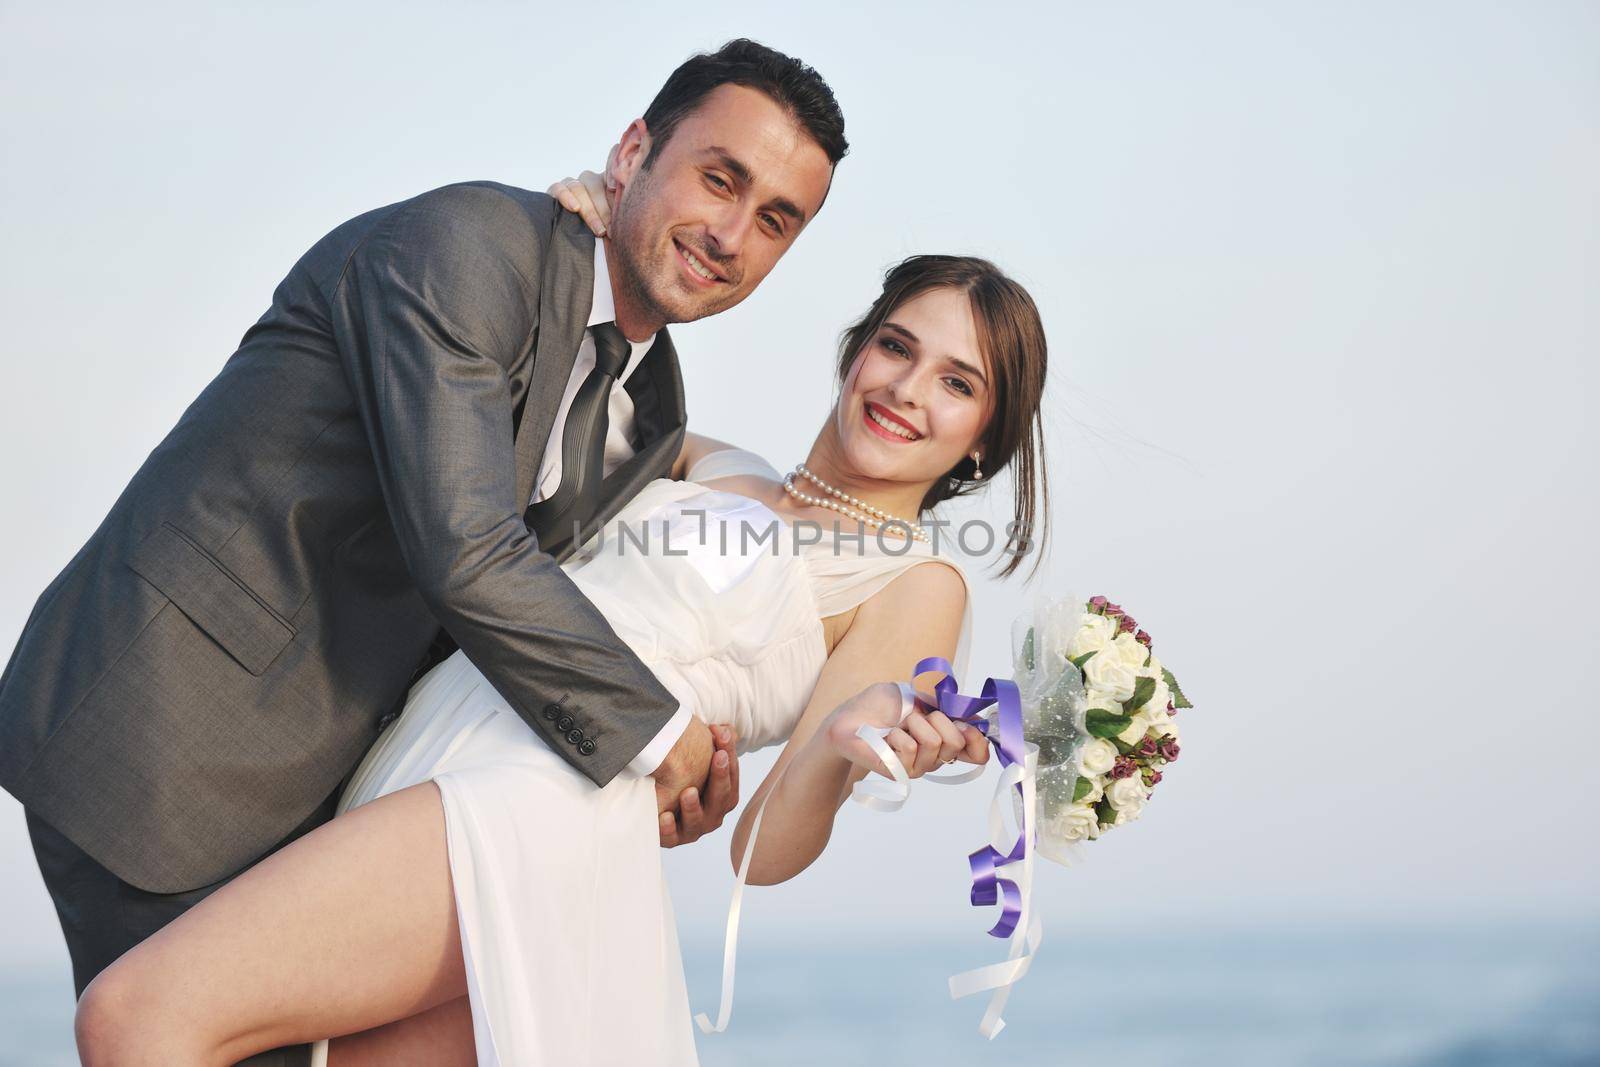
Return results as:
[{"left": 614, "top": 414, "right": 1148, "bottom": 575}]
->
[
  {"left": 75, "top": 782, "right": 470, "bottom": 1067},
  {"left": 327, "top": 996, "right": 474, "bottom": 1067}
]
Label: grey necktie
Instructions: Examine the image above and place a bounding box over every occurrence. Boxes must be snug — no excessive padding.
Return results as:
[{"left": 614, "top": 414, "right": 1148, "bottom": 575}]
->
[{"left": 524, "top": 321, "right": 631, "bottom": 559}]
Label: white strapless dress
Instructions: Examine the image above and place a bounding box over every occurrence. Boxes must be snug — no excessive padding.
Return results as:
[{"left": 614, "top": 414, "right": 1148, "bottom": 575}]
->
[{"left": 309, "top": 448, "right": 970, "bottom": 1066}]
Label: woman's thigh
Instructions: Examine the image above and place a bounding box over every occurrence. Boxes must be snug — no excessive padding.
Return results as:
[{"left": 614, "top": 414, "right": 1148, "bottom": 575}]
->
[
  {"left": 326, "top": 996, "right": 474, "bottom": 1067},
  {"left": 86, "top": 781, "right": 465, "bottom": 1064}
]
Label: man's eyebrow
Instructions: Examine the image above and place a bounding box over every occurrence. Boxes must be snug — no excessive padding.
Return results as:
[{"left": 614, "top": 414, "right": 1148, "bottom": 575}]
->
[
  {"left": 703, "top": 146, "right": 808, "bottom": 226},
  {"left": 704, "top": 146, "right": 753, "bottom": 186},
  {"left": 883, "top": 321, "right": 989, "bottom": 388}
]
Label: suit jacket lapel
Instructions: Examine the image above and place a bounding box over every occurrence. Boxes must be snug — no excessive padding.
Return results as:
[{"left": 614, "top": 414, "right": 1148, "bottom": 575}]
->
[{"left": 513, "top": 211, "right": 595, "bottom": 510}]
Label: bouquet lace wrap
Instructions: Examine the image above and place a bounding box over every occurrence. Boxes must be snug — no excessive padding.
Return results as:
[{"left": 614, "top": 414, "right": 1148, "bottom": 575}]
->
[{"left": 1011, "top": 595, "right": 1092, "bottom": 865}]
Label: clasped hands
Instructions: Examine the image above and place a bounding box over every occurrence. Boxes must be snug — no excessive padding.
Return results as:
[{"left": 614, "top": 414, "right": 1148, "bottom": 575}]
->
[{"left": 652, "top": 717, "right": 739, "bottom": 848}]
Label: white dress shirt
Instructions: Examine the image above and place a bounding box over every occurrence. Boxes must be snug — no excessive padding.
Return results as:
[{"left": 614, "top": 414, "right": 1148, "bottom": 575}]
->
[{"left": 530, "top": 240, "right": 691, "bottom": 777}]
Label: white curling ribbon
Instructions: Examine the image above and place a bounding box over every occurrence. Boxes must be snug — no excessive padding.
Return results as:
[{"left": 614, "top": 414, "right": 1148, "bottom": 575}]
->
[
  {"left": 851, "top": 686, "right": 1044, "bottom": 1037},
  {"left": 698, "top": 683, "right": 919, "bottom": 1034},
  {"left": 945, "top": 740, "right": 1042, "bottom": 1039},
  {"left": 695, "top": 682, "right": 999, "bottom": 1037},
  {"left": 850, "top": 684, "right": 1041, "bottom": 1037}
]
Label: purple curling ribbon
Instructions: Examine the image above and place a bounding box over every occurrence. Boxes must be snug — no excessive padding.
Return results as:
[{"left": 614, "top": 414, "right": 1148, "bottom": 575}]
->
[
  {"left": 908, "top": 656, "right": 1029, "bottom": 939},
  {"left": 699, "top": 657, "right": 1041, "bottom": 1041}
]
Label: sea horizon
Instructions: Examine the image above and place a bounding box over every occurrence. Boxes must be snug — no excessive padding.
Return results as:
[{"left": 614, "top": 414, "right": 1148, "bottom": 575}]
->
[{"left": 6, "top": 917, "right": 1596, "bottom": 1066}]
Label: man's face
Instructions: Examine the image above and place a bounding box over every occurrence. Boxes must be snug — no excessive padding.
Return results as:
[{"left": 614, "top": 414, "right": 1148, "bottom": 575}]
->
[{"left": 606, "top": 84, "right": 835, "bottom": 326}]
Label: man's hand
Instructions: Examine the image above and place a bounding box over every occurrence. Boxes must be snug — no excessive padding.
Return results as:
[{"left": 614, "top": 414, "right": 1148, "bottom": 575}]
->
[{"left": 651, "top": 718, "right": 740, "bottom": 848}]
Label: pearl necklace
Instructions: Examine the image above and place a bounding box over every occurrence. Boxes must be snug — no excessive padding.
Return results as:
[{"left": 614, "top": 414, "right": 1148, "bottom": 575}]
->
[{"left": 782, "top": 464, "right": 930, "bottom": 543}]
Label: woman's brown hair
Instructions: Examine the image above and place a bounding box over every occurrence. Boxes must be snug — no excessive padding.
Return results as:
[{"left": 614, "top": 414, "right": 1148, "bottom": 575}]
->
[{"left": 836, "top": 255, "right": 1049, "bottom": 578}]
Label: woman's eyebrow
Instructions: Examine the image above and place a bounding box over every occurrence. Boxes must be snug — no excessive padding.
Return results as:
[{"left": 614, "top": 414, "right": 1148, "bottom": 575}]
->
[{"left": 883, "top": 321, "right": 988, "bottom": 389}]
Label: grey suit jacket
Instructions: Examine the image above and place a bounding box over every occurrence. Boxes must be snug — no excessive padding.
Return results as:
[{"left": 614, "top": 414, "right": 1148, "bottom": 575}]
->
[{"left": 0, "top": 182, "right": 686, "bottom": 893}]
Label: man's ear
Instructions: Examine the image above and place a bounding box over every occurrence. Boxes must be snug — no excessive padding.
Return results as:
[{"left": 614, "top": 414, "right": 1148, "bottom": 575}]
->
[{"left": 606, "top": 118, "right": 652, "bottom": 200}]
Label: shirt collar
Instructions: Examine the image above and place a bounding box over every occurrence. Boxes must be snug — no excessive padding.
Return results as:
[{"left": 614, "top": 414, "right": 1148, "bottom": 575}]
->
[{"left": 589, "top": 240, "right": 655, "bottom": 385}]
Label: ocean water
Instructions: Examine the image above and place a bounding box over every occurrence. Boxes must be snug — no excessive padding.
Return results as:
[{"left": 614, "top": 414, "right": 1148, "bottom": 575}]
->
[{"left": 4, "top": 923, "right": 1596, "bottom": 1065}]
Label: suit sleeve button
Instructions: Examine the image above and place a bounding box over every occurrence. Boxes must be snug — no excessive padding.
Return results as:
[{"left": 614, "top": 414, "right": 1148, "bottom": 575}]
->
[
  {"left": 556, "top": 715, "right": 575, "bottom": 733},
  {"left": 542, "top": 703, "right": 562, "bottom": 721},
  {"left": 578, "top": 738, "right": 597, "bottom": 756},
  {"left": 565, "top": 728, "right": 585, "bottom": 745}
]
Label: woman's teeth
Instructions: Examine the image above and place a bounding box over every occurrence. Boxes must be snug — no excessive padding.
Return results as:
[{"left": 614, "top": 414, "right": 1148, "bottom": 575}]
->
[{"left": 866, "top": 406, "right": 921, "bottom": 440}]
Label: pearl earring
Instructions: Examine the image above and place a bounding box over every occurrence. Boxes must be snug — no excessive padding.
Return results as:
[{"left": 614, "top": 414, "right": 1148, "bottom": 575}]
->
[{"left": 971, "top": 452, "right": 983, "bottom": 480}]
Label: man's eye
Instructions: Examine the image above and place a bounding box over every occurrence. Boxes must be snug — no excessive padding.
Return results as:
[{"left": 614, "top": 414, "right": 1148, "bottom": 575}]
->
[
  {"left": 706, "top": 173, "right": 730, "bottom": 191},
  {"left": 760, "top": 213, "right": 783, "bottom": 234}
]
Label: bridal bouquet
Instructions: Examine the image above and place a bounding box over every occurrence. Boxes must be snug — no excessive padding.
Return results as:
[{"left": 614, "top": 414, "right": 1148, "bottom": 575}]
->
[
  {"left": 851, "top": 594, "right": 1192, "bottom": 1038},
  {"left": 1017, "top": 595, "right": 1192, "bottom": 861},
  {"left": 701, "top": 596, "right": 1193, "bottom": 1043}
]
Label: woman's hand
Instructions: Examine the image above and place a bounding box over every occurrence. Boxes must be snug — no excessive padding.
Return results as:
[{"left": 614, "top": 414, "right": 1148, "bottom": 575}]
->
[
  {"left": 824, "top": 682, "right": 990, "bottom": 781},
  {"left": 546, "top": 168, "right": 612, "bottom": 236}
]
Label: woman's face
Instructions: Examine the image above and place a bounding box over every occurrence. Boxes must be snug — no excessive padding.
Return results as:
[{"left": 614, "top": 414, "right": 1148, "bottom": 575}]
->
[{"left": 834, "top": 286, "right": 993, "bottom": 488}]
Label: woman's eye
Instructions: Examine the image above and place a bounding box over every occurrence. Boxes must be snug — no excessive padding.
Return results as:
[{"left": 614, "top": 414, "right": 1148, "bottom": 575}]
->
[
  {"left": 880, "top": 338, "right": 910, "bottom": 357},
  {"left": 946, "top": 377, "right": 974, "bottom": 397}
]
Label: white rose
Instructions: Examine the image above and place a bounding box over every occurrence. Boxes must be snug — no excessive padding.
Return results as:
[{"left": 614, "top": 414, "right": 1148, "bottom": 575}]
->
[
  {"left": 1077, "top": 776, "right": 1104, "bottom": 805},
  {"left": 1111, "top": 631, "right": 1149, "bottom": 669},
  {"left": 1117, "top": 708, "right": 1155, "bottom": 744},
  {"left": 1159, "top": 717, "right": 1181, "bottom": 745},
  {"left": 1064, "top": 614, "right": 1117, "bottom": 660},
  {"left": 1052, "top": 804, "right": 1100, "bottom": 843},
  {"left": 1144, "top": 703, "right": 1175, "bottom": 737},
  {"left": 1107, "top": 803, "right": 1143, "bottom": 828},
  {"left": 1133, "top": 679, "right": 1171, "bottom": 716},
  {"left": 1106, "top": 775, "right": 1149, "bottom": 817},
  {"left": 1082, "top": 650, "right": 1137, "bottom": 703},
  {"left": 1077, "top": 738, "right": 1118, "bottom": 777},
  {"left": 1084, "top": 686, "right": 1122, "bottom": 713}
]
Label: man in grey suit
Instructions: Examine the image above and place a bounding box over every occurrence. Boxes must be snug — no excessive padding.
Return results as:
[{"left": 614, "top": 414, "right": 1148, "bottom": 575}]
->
[{"left": 0, "top": 38, "right": 844, "bottom": 1064}]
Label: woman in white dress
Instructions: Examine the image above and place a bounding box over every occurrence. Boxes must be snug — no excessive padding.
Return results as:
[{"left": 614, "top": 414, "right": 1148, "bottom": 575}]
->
[{"left": 74, "top": 189, "right": 1051, "bottom": 1066}]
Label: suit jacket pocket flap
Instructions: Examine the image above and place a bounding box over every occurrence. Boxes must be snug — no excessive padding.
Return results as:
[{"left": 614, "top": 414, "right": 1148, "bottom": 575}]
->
[{"left": 127, "top": 524, "right": 295, "bottom": 676}]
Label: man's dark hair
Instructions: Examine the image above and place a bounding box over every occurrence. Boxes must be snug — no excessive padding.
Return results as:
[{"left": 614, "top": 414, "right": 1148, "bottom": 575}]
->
[{"left": 641, "top": 39, "right": 848, "bottom": 168}]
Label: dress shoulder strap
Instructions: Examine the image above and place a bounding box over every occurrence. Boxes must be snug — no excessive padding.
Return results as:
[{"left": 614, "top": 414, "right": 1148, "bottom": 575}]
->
[
  {"left": 806, "top": 541, "right": 974, "bottom": 681},
  {"left": 685, "top": 447, "right": 783, "bottom": 485}
]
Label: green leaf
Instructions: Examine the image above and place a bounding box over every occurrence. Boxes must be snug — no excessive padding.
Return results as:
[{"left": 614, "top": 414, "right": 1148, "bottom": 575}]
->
[
  {"left": 1021, "top": 627, "right": 1036, "bottom": 672},
  {"left": 1123, "top": 676, "right": 1156, "bottom": 713},
  {"left": 1094, "top": 797, "right": 1117, "bottom": 827},
  {"left": 1086, "top": 708, "right": 1131, "bottom": 739},
  {"left": 1070, "top": 650, "right": 1097, "bottom": 670},
  {"left": 1072, "top": 776, "right": 1095, "bottom": 803},
  {"left": 1162, "top": 667, "right": 1193, "bottom": 709}
]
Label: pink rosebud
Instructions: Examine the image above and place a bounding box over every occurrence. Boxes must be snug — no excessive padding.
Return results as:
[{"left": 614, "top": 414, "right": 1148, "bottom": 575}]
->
[
  {"left": 1158, "top": 738, "right": 1180, "bottom": 762},
  {"left": 1104, "top": 601, "right": 1123, "bottom": 616},
  {"left": 1110, "top": 755, "right": 1138, "bottom": 779},
  {"left": 1148, "top": 769, "right": 1164, "bottom": 786},
  {"left": 1118, "top": 614, "right": 1137, "bottom": 634},
  {"left": 1135, "top": 630, "right": 1152, "bottom": 647},
  {"left": 1088, "top": 595, "right": 1109, "bottom": 612},
  {"left": 1136, "top": 736, "right": 1159, "bottom": 757}
]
